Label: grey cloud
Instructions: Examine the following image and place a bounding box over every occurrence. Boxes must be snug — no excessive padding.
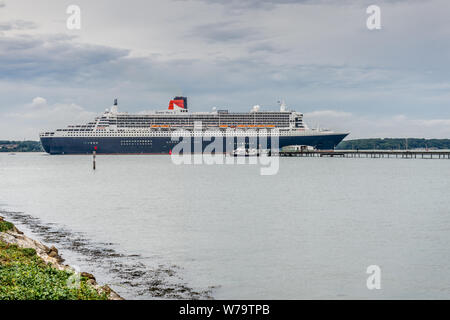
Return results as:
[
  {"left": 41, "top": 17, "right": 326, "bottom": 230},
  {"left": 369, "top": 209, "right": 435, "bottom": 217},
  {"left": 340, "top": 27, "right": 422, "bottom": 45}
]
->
[
  {"left": 0, "top": 34, "right": 129, "bottom": 82},
  {"left": 193, "top": 0, "right": 318, "bottom": 9},
  {"left": 200, "top": 0, "right": 418, "bottom": 5},
  {"left": 0, "top": 20, "right": 37, "bottom": 31},
  {"left": 247, "top": 42, "right": 286, "bottom": 54},
  {"left": 189, "top": 21, "right": 261, "bottom": 42},
  {"left": 192, "top": 0, "right": 423, "bottom": 12},
  {"left": 1, "top": 28, "right": 448, "bottom": 118},
  {"left": 175, "top": 0, "right": 325, "bottom": 15}
]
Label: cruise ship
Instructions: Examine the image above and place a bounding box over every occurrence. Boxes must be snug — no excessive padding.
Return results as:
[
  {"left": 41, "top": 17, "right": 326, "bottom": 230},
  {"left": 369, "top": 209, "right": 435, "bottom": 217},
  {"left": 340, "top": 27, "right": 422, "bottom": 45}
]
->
[{"left": 39, "top": 97, "right": 349, "bottom": 154}]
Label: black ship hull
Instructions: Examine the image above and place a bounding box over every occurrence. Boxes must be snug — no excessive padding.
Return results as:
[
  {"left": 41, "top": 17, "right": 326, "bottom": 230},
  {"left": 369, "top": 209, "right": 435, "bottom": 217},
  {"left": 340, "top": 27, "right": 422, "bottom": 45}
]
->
[{"left": 40, "top": 134, "right": 348, "bottom": 154}]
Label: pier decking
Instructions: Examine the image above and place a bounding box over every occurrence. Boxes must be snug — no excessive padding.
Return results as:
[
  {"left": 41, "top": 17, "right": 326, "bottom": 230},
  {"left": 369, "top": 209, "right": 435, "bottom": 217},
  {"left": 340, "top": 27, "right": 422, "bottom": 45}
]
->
[{"left": 278, "top": 150, "right": 450, "bottom": 159}]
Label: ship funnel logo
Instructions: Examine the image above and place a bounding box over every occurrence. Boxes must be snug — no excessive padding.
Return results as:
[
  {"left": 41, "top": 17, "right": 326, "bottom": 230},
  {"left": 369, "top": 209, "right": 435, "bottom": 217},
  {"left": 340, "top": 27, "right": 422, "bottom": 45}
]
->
[{"left": 168, "top": 96, "right": 187, "bottom": 110}]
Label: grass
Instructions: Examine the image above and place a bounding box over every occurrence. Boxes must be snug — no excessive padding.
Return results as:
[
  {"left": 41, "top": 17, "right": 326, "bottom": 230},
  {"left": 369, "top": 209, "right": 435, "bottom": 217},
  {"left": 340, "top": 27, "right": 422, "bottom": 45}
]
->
[
  {"left": 0, "top": 221, "right": 14, "bottom": 232},
  {"left": 0, "top": 221, "right": 108, "bottom": 300}
]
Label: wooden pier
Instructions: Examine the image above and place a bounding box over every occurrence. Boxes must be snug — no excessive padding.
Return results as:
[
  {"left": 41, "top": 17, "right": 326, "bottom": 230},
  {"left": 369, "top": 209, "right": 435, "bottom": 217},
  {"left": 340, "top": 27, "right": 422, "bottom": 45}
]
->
[{"left": 277, "top": 150, "right": 450, "bottom": 159}]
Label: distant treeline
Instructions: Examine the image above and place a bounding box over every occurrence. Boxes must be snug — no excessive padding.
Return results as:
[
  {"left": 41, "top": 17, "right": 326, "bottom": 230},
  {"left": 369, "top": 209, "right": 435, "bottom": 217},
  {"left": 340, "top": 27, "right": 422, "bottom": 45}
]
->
[
  {"left": 0, "top": 141, "right": 43, "bottom": 152},
  {"left": 336, "top": 138, "right": 450, "bottom": 150}
]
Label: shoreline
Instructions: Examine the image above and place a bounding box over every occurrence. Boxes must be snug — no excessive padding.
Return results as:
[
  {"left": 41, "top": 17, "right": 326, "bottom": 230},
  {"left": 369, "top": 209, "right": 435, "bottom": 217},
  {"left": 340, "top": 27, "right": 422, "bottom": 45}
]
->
[{"left": 0, "top": 215, "right": 123, "bottom": 300}]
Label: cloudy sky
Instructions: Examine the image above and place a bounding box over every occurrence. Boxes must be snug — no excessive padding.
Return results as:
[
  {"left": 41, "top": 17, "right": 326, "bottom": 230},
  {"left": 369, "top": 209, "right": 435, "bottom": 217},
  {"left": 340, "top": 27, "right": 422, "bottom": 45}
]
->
[{"left": 1, "top": 0, "right": 450, "bottom": 139}]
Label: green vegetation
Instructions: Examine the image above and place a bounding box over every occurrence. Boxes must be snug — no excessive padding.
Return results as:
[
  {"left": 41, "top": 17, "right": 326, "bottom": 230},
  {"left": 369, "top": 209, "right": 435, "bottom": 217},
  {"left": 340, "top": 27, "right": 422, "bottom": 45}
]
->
[
  {"left": 336, "top": 138, "right": 450, "bottom": 150},
  {"left": 0, "top": 220, "right": 108, "bottom": 300},
  {"left": 0, "top": 242, "right": 108, "bottom": 300},
  {"left": 0, "top": 141, "right": 43, "bottom": 152},
  {"left": 0, "top": 221, "right": 14, "bottom": 232}
]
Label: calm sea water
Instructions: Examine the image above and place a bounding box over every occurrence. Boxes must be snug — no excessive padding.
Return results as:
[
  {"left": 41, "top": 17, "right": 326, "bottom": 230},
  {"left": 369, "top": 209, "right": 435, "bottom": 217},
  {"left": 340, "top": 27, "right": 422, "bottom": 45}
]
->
[{"left": 1, "top": 153, "right": 449, "bottom": 299}]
